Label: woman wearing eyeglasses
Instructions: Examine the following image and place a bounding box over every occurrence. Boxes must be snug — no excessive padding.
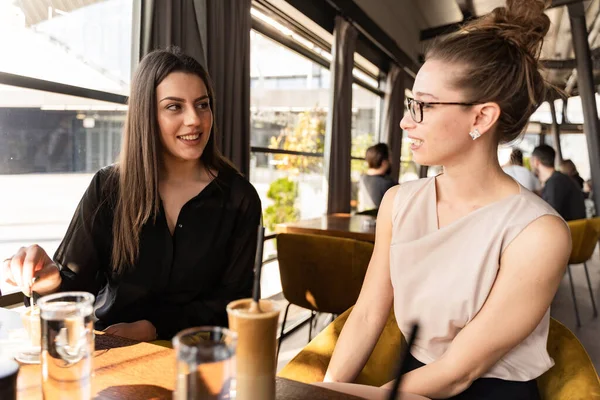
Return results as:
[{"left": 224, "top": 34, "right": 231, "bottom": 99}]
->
[{"left": 317, "top": 1, "right": 570, "bottom": 399}]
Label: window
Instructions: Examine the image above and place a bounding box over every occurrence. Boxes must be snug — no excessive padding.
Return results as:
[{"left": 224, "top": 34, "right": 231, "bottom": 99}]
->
[
  {"left": 0, "top": 0, "right": 133, "bottom": 95},
  {"left": 0, "top": 0, "right": 133, "bottom": 297},
  {"left": 399, "top": 130, "right": 420, "bottom": 183},
  {"left": 561, "top": 134, "right": 590, "bottom": 181},
  {"left": 528, "top": 98, "right": 590, "bottom": 178},
  {"left": 250, "top": 30, "right": 330, "bottom": 235},
  {"left": 351, "top": 84, "right": 382, "bottom": 210},
  {"left": 0, "top": 85, "right": 127, "bottom": 295}
]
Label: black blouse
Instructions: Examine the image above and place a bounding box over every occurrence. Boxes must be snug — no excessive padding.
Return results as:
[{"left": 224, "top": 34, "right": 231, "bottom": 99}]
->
[{"left": 50, "top": 165, "right": 261, "bottom": 339}]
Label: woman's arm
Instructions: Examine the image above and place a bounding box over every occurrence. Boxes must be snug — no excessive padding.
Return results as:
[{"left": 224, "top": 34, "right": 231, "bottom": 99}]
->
[
  {"left": 385, "top": 215, "right": 570, "bottom": 398},
  {"left": 324, "top": 186, "right": 399, "bottom": 383},
  {"left": 145, "top": 189, "right": 262, "bottom": 339}
]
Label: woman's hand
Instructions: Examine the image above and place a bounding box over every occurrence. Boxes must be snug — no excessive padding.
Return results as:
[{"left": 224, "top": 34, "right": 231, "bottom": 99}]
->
[
  {"left": 104, "top": 320, "right": 158, "bottom": 342},
  {"left": 2, "top": 245, "right": 61, "bottom": 296}
]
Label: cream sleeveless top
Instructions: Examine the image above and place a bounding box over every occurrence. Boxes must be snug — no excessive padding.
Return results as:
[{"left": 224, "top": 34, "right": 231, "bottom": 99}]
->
[{"left": 390, "top": 176, "right": 563, "bottom": 381}]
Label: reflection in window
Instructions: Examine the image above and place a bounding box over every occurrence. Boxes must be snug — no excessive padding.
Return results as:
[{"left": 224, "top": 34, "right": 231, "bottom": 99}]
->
[
  {"left": 250, "top": 30, "right": 329, "bottom": 231},
  {"left": 0, "top": 85, "right": 126, "bottom": 295},
  {"left": 0, "top": 0, "right": 133, "bottom": 95}
]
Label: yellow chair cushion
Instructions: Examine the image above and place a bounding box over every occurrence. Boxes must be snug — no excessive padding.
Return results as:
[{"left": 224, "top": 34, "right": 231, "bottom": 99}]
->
[
  {"left": 150, "top": 340, "right": 173, "bottom": 349},
  {"left": 278, "top": 307, "right": 401, "bottom": 386},
  {"left": 537, "top": 318, "right": 600, "bottom": 399},
  {"left": 568, "top": 218, "right": 600, "bottom": 265},
  {"left": 278, "top": 307, "right": 600, "bottom": 399}
]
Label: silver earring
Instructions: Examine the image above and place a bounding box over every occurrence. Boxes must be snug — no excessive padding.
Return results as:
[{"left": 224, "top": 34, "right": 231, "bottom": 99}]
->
[{"left": 469, "top": 128, "right": 481, "bottom": 140}]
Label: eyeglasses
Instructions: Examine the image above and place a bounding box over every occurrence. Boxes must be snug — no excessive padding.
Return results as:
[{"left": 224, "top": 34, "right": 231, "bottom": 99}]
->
[{"left": 405, "top": 96, "right": 481, "bottom": 123}]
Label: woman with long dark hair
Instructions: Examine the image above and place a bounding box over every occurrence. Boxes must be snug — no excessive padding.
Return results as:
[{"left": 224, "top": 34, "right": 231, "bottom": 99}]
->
[{"left": 3, "top": 47, "right": 261, "bottom": 341}]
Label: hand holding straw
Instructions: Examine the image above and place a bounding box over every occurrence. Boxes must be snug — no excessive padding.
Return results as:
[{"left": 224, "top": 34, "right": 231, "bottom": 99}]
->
[{"left": 387, "top": 322, "right": 419, "bottom": 400}]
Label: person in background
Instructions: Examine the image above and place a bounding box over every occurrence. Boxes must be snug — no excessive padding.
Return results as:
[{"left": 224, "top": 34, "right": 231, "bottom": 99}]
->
[
  {"left": 584, "top": 179, "right": 593, "bottom": 199},
  {"left": 560, "top": 159, "right": 585, "bottom": 190},
  {"left": 531, "top": 145, "right": 585, "bottom": 221},
  {"left": 2, "top": 47, "right": 261, "bottom": 341},
  {"left": 502, "top": 148, "right": 541, "bottom": 192},
  {"left": 583, "top": 179, "right": 596, "bottom": 217},
  {"left": 358, "top": 143, "right": 397, "bottom": 211}
]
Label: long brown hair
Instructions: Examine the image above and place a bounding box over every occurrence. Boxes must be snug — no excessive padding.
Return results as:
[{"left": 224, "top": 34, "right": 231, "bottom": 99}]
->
[
  {"left": 111, "top": 47, "right": 235, "bottom": 275},
  {"left": 426, "top": 0, "right": 551, "bottom": 144}
]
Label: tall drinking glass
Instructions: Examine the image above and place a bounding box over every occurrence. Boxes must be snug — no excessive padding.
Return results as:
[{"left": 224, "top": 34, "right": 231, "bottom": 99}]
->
[
  {"left": 173, "top": 327, "right": 237, "bottom": 400},
  {"left": 37, "top": 292, "right": 95, "bottom": 400},
  {"left": 16, "top": 305, "right": 41, "bottom": 364},
  {"left": 226, "top": 299, "right": 280, "bottom": 400}
]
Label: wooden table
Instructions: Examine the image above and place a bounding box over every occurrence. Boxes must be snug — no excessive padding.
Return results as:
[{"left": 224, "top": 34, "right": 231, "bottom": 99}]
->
[
  {"left": 276, "top": 214, "right": 376, "bottom": 242},
  {"left": 2, "top": 306, "right": 363, "bottom": 399}
]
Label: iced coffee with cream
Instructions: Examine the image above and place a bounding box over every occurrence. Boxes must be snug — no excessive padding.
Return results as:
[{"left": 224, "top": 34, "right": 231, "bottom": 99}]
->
[
  {"left": 21, "top": 306, "right": 41, "bottom": 348},
  {"left": 226, "top": 299, "right": 280, "bottom": 400}
]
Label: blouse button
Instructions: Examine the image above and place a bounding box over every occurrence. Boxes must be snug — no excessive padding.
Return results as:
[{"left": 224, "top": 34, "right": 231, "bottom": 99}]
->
[{"left": 178, "top": 224, "right": 183, "bottom": 228}]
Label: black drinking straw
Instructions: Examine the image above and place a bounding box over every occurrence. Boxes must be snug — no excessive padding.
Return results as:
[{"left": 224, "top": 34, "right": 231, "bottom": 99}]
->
[
  {"left": 388, "top": 323, "right": 419, "bottom": 400},
  {"left": 252, "top": 216, "right": 265, "bottom": 304}
]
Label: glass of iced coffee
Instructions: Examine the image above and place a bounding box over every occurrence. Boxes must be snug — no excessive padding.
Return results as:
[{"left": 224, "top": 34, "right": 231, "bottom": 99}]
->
[
  {"left": 173, "top": 327, "right": 237, "bottom": 400},
  {"left": 226, "top": 299, "right": 280, "bottom": 400},
  {"left": 16, "top": 306, "right": 41, "bottom": 364}
]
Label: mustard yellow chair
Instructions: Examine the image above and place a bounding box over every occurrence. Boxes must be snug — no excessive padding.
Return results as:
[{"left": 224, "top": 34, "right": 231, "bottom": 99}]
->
[
  {"left": 567, "top": 219, "right": 600, "bottom": 327},
  {"left": 278, "top": 307, "right": 600, "bottom": 399},
  {"left": 276, "top": 233, "right": 373, "bottom": 356}
]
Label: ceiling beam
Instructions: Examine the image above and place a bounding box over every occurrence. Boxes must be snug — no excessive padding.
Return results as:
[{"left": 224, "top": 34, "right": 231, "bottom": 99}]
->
[
  {"left": 550, "top": 0, "right": 584, "bottom": 8},
  {"left": 284, "top": 0, "right": 420, "bottom": 76},
  {"left": 420, "top": 20, "right": 471, "bottom": 41},
  {"left": 541, "top": 47, "right": 600, "bottom": 69},
  {"left": 420, "top": 0, "right": 583, "bottom": 41}
]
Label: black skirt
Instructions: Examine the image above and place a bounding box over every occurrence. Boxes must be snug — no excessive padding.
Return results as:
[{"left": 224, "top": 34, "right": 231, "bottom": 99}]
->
[{"left": 402, "top": 353, "right": 541, "bottom": 400}]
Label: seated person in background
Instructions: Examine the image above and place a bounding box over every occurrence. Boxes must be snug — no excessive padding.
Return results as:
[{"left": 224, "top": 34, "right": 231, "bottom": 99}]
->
[
  {"left": 531, "top": 145, "right": 585, "bottom": 221},
  {"left": 2, "top": 47, "right": 261, "bottom": 341},
  {"left": 584, "top": 179, "right": 592, "bottom": 197},
  {"left": 502, "top": 148, "right": 541, "bottom": 192},
  {"left": 358, "top": 143, "right": 397, "bottom": 211},
  {"left": 583, "top": 179, "right": 596, "bottom": 217},
  {"left": 584, "top": 179, "right": 592, "bottom": 196},
  {"left": 317, "top": 1, "right": 571, "bottom": 399},
  {"left": 560, "top": 159, "right": 585, "bottom": 190}
]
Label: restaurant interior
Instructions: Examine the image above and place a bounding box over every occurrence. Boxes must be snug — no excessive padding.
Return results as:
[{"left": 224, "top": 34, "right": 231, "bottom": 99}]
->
[{"left": 1, "top": 0, "right": 600, "bottom": 399}]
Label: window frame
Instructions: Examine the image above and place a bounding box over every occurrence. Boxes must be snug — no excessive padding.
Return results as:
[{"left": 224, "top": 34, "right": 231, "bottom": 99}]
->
[
  {"left": 0, "top": 1, "right": 136, "bottom": 306},
  {"left": 250, "top": 16, "right": 385, "bottom": 162}
]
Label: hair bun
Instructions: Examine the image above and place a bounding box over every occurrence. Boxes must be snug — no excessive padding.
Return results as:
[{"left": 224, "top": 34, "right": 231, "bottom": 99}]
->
[{"left": 465, "top": 0, "right": 551, "bottom": 59}]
